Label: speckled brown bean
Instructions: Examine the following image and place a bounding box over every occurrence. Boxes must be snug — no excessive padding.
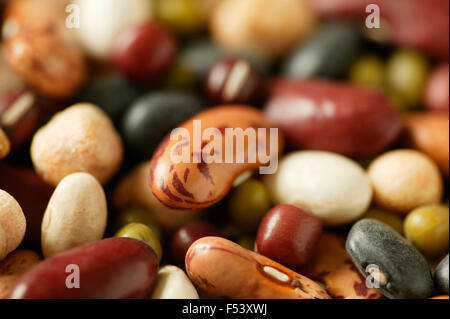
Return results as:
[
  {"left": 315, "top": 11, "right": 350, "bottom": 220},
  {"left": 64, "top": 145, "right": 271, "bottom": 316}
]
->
[
  {"left": 404, "top": 113, "right": 449, "bottom": 179},
  {"left": 185, "top": 237, "right": 330, "bottom": 299},
  {"left": 150, "top": 106, "right": 284, "bottom": 210},
  {"left": 0, "top": 249, "right": 40, "bottom": 299},
  {"left": 31, "top": 103, "right": 124, "bottom": 186},
  {"left": 0, "top": 129, "right": 10, "bottom": 159},
  {"left": 0, "top": 190, "right": 26, "bottom": 261},
  {"left": 301, "top": 233, "right": 383, "bottom": 299},
  {"left": 2, "top": 0, "right": 86, "bottom": 98}
]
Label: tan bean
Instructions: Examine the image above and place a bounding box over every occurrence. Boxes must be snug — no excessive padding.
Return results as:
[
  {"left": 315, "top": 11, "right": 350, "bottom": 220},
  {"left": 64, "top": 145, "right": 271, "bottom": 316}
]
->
[
  {"left": 31, "top": 103, "right": 124, "bottom": 186},
  {"left": 0, "top": 129, "right": 10, "bottom": 160},
  {"left": 41, "top": 172, "right": 107, "bottom": 258},
  {"left": 150, "top": 105, "right": 283, "bottom": 210},
  {"left": 0, "top": 190, "right": 26, "bottom": 261},
  {"left": 0, "top": 249, "right": 40, "bottom": 299},
  {"left": 185, "top": 236, "right": 330, "bottom": 299},
  {"left": 151, "top": 265, "right": 199, "bottom": 299}
]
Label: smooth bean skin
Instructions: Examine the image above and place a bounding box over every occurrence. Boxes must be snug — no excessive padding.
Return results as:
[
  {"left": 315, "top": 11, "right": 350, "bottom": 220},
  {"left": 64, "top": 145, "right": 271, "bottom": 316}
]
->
[
  {"left": 264, "top": 79, "right": 402, "bottom": 158},
  {"left": 434, "top": 255, "right": 449, "bottom": 295},
  {"left": 0, "top": 190, "right": 26, "bottom": 261},
  {"left": 171, "top": 222, "right": 223, "bottom": 268},
  {"left": 308, "top": 0, "right": 449, "bottom": 58},
  {"left": 346, "top": 219, "right": 434, "bottom": 299},
  {"left": 186, "top": 237, "right": 330, "bottom": 299},
  {"left": 115, "top": 223, "right": 163, "bottom": 262},
  {"left": 368, "top": 150, "right": 443, "bottom": 213},
  {"left": 2, "top": 0, "right": 87, "bottom": 98},
  {"left": 282, "top": 22, "right": 361, "bottom": 79},
  {"left": 150, "top": 105, "right": 284, "bottom": 210},
  {"left": 9, "top": 238, "right": 159, "bottom": 299},
  {"left": 301, "top": 233, "right": 382, "bottom": 299},
  {"left": 403, "top": 205, "right": 449, "bottom": 258},
  {"left": 424, "top": 63, "right": 449, "bottom": 112},
  {"left": 112, "top": 22, "right": 177, "bottom": 82},
  {"left": 121, "top": 92, "right": 205, "bottom": 158},
  {"left": 0, "top": 250, "right": 40, "bottom": 298},
  {"left": 404, "top": 113, "right": 449, "bottom": 179},
  {"left": 151, "top": 265, "right": 199, "bottom": 299},
  {"left": 256, "top": 204, "right": 323, "bottom": 269}
]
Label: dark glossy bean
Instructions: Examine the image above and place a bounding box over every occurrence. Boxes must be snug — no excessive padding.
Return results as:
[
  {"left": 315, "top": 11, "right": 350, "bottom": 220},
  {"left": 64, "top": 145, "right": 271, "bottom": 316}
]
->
[
  {"left": 76, "top": 75, "right": 144, "bottom": 121},
  {"left": 112, "top": 22, "right": 177, "bottom": 82},
  {"left": 171, "top": 222, "right": 223, "bottom": 268},
  {"left": 9, "top": 238, "right": 158, "bottom": 299},
  {"left": 256, "top": 204, "right": 322, "bottom": 269},
  {"left": 121, "top": 91, "right": 205, "bottom": 158},
  {"left": 424, "top": 63, "right": 449, "bottom": 112},
  {"left": 0, "top": 164, "right": 54, "bottom": 249},
  {"left": 0, "top": 90, "right": 42, "bottom": 151},
  {"left": 264, "top": 79, "right": 402, "bottom": 158},
  {"left": 435, "top": 255, "right": 449, "bottom": 295},
  {"left": 346, "top": 219, "right": 434, "bottom": 299},
  {"left": 205, "top": 57, "right": 265, "bottom": 105},
  {"left": 282, "top": 22, "right": 361, "bottom": 79}
]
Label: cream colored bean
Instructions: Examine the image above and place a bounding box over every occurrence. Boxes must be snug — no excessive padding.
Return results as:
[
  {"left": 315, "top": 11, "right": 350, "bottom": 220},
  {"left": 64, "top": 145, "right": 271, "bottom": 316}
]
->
[
  {"left": 0, "top": 190, "right": 26, "bottom": 261},
  {"left": 151, "top": 265, "right": 199, "bottom": 299},
  {"left": 0, "top": 129, "right": 10, "bottom": 160},
  {"left": 31, "top": 103, "right": 124, "bottom": 186},
  {"left": 41, "top": 172, "right": 107, "bottom": 258}
]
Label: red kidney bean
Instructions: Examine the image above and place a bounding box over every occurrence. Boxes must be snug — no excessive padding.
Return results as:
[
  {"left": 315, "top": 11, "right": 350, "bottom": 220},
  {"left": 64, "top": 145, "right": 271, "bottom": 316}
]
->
[
  {"left": 256, "top": 204, "right": 323, "bottom": 269},
  {"left": 205, "top": 57, "right": 265, "bottom": 105},
  {"left": 112, "top": 22, "right": 177, "bottom": 82},
  {"left": 424, "top": 63, "right": 449, "bottom": 112},
  {"left": 308, "top": 0, "right": 449, "bottom": 58},
  {"left": 9, "top": 237, "right": 159, "bottom": 299},
  {"left": 0, "top": 164, "right": 54, "bottom": 249},
  {"left": 171, "top": 221, "right": 224, "bottom": 268},
  {"left": 264, "top": 79, "right": 403, "bottom": 158},
  {"left": 0, "top": 90, "right": 42, "bottom": 151}
]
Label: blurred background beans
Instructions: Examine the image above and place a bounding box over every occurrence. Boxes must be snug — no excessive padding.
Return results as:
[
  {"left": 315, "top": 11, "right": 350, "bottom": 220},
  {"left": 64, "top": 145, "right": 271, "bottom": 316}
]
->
[
  {"left": 349, "top": 55, "right": 385, "bottom": 91},
  {"left": 423, "top": 63, "right": 449, "bottom": 112},
  {"left": 113, "top": 207, "right": 163, "bottom": 240},
  {"left": 360, "top": 207, "right": 404, "bottom": 235}
]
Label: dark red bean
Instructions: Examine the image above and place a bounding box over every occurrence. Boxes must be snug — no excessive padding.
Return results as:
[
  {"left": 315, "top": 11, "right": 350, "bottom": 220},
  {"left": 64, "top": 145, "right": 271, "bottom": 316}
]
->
[
  {"left": 0, "top": 90, "right": 42, "bottom": 151},
  {"left": 205, "top": 57, "right": 265, "bottom": 105},
  {"left": 0, "top": 164, "right": 54, "bottom": 249},
  {"left": 9, "top": 238, "right": 159, "bottom": 299},
  {"left": 308, "top": 0, "right": 449, "bottom": 59},
  {"left": 111, "top": 22, "right": 177, "bottom": 82},
  {"left": 424, "top": 63, "right": 449, "bottom": 112},
  {"left": 264, "top": 79, "right": 403, "bottom": 158},
  {"left": 256, "top": 204, "right": 323, "bottom": 269},
  {"left": 171, "top": 222, "right": 223, "bottom": 268}
]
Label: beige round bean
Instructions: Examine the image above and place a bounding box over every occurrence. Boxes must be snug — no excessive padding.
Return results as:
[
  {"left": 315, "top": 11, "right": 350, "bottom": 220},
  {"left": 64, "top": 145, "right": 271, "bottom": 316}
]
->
[
  {"left": 0, "top": 249, "right": 40, "bottom": 298},
  {"left": 0, "top": 190, "right": 26, "bottom": 261},
  {"left": 368, "top": 149, "right": 443, "bottom": 214},
  {"left": 151, "top": 265, "right": 199, "bottom": 299},
  {"left": 30, "top": 103, "right": 124, "bottom": 186},
  {"left": 0, "top": 129, "right": 11, "bottom": 160},
  {"left": 41, "top": 172, "right": 107, "bottom": 258}
]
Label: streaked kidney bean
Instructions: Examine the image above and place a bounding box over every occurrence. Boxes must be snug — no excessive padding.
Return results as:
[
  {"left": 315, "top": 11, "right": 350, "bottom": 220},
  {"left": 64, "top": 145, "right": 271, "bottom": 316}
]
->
[
  {"left": 41, "top": 173, "right": 107, "bottom": 258},
  {"left": 9, "top": 237, "right": 159, "bottom": 299},
  {"left": 424, "top": 63, "right": 449, "bottom": 112},
  {"left": 151, "top": 265, "right": 199, "bottom": 299},
  {"left": 112, "top": 22, "right": 177, "bottom": 82},
  {"left": 0, "top": 90, "right": 42, "bottom": 151},
  {"left": 346, "top": 219, "right": 434, "bottom": 299},
  {"left": 256, "top": 204, "right": 322, "bottom": 269},
  {"left": 301, "top": 233, "right": 382, "bottom": 299},
  {"left": 2, "top": 0, "right": 87, "bottom": 98},
  {"left": 308, "top": 0, "right": 449, "bottom": 58},
  {"left": 150, "top": 106, "right": 284, "bottom": 210},
  {"left": 404, "top": 113, "right": 449, "bottom": 179},
  {"left": 0, "top": 249, "right": 40, "bottom": 298},
  {"left": 0, "top": 164, "right": 53, "bottom": 249},
  {"left": 282, "top": 22, "right": 361, "bottom": 79},
  {"left": 171, "top": 222, "right": 223, "bottom": 268},
  {"left": 0, "top": 190, "right": 26, "bottom": 261},
  {"left": 186, "top": 237, "right": 330, "bottom": 299},
  {"left": 264, "top": 79, "right": 402, "bottom": 158},
  {"left": 112, "top": 161, "right": 201, "bottom": 230}
]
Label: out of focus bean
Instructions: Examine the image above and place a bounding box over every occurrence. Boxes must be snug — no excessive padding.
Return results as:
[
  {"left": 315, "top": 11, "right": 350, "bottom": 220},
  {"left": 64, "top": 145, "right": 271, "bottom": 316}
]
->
[
  {"left": 0, "top": 190, "right": 26, "bottom": 261},
  {"left": 0, "top": 129, "right": 10, "bottom": 160},
  {"left": 113, "top": 207, "right": 163, "bottom": 240},
  {"left": 424, "top": 63, "right": 449, "bottom": 112}
]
